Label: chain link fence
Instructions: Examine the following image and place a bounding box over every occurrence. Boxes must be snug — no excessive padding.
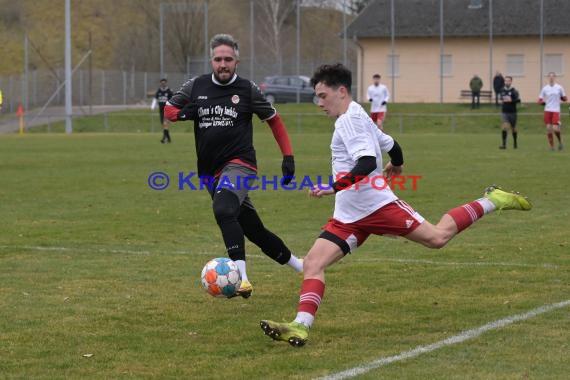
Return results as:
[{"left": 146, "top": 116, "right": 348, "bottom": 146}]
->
[{"left": 0, "top": 57, "right": 355, "bottom": 116}]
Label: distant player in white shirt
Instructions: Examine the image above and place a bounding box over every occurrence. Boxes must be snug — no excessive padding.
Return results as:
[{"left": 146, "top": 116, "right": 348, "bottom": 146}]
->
[
  {"left": 538, "top": 72, "right": 567, "bottom": 150},
  {"left": 366, "top": 74, "right": 390, "bottom": 130},
  {"left": 260, "top": 63, "right": 533, "bottom": 347}
]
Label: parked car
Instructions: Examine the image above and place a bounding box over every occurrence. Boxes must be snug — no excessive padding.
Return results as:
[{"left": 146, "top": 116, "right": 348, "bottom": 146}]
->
[{"left": 259, "top": 75, "right": 318, "bottom": 104}]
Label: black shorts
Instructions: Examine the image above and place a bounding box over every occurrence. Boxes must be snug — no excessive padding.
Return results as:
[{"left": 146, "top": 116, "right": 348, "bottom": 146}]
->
[
  {"left": 207, "top": 163, "right": 257, "bottom": 210},
  {"left": 501, "top": 113, "right": 517, "bottom": 127}
]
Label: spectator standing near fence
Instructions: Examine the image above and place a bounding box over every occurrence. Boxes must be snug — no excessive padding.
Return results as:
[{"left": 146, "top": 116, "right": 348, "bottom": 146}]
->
[
  {"left": 538, "top": 72, "right": 567, "bottom": 151},
  {"left": 155, "top": 78, "right": 174, "bottom": 143},
  {"left": 0, "top": 88, "right": 3, "bottom": 112},
  {"left": 493, "top": 71, "right": 505, "bottom": 107},
  {"left": 366, "top": 74, "right": 390, "bottom": 131},
  {"left": 499, "top": 76, "right": 521, "bottom": 150},
  {"left": 469, "top": 74, "right": 483, "bottom": 109}
]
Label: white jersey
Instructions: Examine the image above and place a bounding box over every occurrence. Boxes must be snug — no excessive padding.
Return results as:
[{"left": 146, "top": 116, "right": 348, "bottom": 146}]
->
[
  {"left": 367, "top": 84, "right": 390, "bottom": 113},
  {"left": 539, "top": 83, "right": 566, "bottom": 112},
  {"left": 331, "top": 101, "right": 398, "bottom": 223}
]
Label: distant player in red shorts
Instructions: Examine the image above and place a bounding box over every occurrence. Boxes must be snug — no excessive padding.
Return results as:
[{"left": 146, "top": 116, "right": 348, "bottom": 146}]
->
[
  {"left": 366, "top": 74, "right": 390, "bottom": 131},
  {"left": 538, "top": 72, "right": 567, "bottom": 150}
]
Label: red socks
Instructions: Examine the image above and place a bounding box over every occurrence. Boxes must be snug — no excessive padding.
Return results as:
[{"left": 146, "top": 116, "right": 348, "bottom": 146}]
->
[
  {"left": 297, "top": 279, "right": 325, "bottom": 316},
  {"left": 446, "top": 201, "right": 485, "bottom": 233}
]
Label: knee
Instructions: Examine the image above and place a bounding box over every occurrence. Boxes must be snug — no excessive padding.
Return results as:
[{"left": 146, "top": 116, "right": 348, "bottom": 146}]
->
[
  {"left": 427, "top": 239, "right": 447, "bottom": 249},
  {"left": 421, "top": 236, "right": 449, "bottom": 249},
  {"left": 302, "top": 255, "right": 319, "bottom": 276},
  {"left": 212, "top": 190, "right": 240, "bottom": 224}
]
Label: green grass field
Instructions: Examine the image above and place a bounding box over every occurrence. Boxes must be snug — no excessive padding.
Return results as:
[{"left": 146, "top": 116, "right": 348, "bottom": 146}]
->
[{"left": 1, "top": 105, "right": 569, "bottom": 379}]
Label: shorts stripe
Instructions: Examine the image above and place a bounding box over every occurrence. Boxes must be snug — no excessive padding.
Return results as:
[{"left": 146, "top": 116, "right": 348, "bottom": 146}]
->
[{"left": 395, "top": 200, "right": 415, "bottom": 216}]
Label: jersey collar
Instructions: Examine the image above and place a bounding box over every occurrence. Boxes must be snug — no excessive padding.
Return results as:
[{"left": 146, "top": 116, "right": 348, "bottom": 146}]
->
[{"left": 211, "top": 73, "right": 238, "bottom": 86}]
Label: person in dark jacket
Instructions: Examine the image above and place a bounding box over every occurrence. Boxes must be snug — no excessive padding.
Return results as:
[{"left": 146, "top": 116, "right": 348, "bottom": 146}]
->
[
  {"left": 469, "top": 74, "right": 483, "bottom": 109},
  {"left": 493, "top": 71, "right": 505, "bottom": 106},
  {"left": 499, "top": 76, "right": 521, "bottom": 149},
  {"left": 155, "top": 79, "right": 174, "bottom": 143}
]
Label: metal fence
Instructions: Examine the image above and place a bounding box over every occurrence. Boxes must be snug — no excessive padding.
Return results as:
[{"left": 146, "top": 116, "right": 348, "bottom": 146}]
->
[{"left": 0, "top": 60, "right": 351, "bottom": 118}]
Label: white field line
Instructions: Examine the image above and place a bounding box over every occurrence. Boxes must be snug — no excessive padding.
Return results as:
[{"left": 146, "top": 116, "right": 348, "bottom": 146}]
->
[
  {"left": 0, "top": 245, "right": 232, "bottom": 256},
  {"left": 315, "top": 299, "right": 570, "bottom": 380},
  {"left": 0, "top": 245, "right": 561, "bottom": 269},
  {"left": 0, "top": 245, "right": 155, "bottom": 255},
  {"left": 0, "top": 245, "right": 195, "bottom": 256}
]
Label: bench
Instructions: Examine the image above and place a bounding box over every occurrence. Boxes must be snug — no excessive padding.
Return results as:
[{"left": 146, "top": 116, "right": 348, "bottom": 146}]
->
[{"left": 460, "top": 90, "right": 493, "bottom": 101}]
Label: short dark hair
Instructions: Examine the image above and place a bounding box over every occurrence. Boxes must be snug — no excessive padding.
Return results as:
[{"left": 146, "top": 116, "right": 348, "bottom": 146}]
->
[
  {"left": 310, "top": 63, "right": 352, "bottom": 93},
  {"left": 160, "top": 78, "right": 167, "bottom": 83},
  {"left": 210, "top": 33, "right": 239, "bottom": 58},
  {"left": 373, "top": 74, "right": 381, "bottom": 79},
  {"left": 505, "top": 75, "right": 513, "bottom": 81}
]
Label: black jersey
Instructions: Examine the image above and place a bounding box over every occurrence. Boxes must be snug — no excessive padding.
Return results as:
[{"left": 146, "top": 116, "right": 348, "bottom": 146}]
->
[
  {"left": 155, "top": 87, "right": 173, "bottom": 105},
  {"left": 169, "top": 73, "right": 276, "bottom": 177},
  {"left": 500, "top": 86, "right": 520, "bottom": 114}
]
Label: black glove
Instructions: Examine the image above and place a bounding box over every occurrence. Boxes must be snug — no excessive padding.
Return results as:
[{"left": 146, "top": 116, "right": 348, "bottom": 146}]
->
[
  {"left": 281, "top": 155, "right": 295, "bottom": 185},
  {"left": 177, "top": 102, "right": 198, "bottom": 120},
  {"left": 369, "top": 98, "right": 373, "bottom": 102},
  {"left": 381, "top": 101, "right": 387, "bottom": 106}
]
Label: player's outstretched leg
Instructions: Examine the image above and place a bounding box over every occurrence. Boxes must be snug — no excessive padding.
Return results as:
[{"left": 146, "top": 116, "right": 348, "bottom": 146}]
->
[
  {"left": 484, "top": 185, "right": 532, "bottom": 211},
  {"left": 260, "top": 320, "right": 309, "bottom": 347}
]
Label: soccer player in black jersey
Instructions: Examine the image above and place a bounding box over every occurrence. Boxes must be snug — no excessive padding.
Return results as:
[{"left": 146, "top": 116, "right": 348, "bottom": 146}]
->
[
  {"left": 155, "top": 78, "right": 174, "bottom": 143},
  {"left": 164, "top": 34, "right": 303, "bottom": 298},
  {"left": 499, "top": 76, "right": 521, "bottom": 149}
]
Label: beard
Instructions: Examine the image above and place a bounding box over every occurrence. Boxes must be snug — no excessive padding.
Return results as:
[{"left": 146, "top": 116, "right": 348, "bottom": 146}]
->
[{"left": 214, "top": 69, "right": 234, "bottom": 84}]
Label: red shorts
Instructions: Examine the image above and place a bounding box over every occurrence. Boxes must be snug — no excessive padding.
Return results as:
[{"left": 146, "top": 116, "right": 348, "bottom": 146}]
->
[
  {"left": 544, "top": 111, "right": 561, "bottom": 125},
  {"left": 371, "top": 112, "right": 386, "bottom": 123},
  {"left": 321, "top": 200, "right": 425, "bottom": 254}
]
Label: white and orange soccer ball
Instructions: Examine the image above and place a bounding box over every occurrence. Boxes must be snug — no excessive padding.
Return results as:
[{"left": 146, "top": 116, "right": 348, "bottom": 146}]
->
[{"left": 200, "top": 258, "right": 242, "bottom": 298}]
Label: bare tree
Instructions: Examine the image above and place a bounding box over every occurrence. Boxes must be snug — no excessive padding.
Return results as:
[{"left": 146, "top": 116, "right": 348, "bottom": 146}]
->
[
  {"left": 301, "top": 0, "right": 370, "bottom": 15},
  {"left": 135, "top": 0, "right": 208, "bottom": 73},
  {"left": 347, "top": 0, "right": 373, "bottom": 15},
  {"left": 256, "top": 0, "right": 297, "bottom": 74},
  {"left": 164, "top": 0, "right": 208, "bottom": 73}
]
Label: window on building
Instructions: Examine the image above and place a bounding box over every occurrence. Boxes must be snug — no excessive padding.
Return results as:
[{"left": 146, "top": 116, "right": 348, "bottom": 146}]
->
[
  {"left": 387, "top": 55, "right": 399, "bottom": 77},
  {"left": 506, "top": 54, "right": 525, "bottom": 76},
  {"left": 544, "top": 54, "right": 563, "bottom": 76},
  {"left": 441, "top": 54, "right": 452, "bottom": 76}
]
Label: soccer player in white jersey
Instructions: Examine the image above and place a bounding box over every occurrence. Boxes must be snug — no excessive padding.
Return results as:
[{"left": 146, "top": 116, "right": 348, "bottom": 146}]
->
[
  {"left": 260, "top": 63, "right": 532, "bottom": 347},
  {"left": 366, "top": 74, "right": 390, "bottom": 130},
  {"left": 538, "top": 72, "right": 567, "bottom": 150}
]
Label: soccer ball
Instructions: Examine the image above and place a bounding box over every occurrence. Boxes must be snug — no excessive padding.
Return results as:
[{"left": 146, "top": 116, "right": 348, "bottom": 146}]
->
[{"left": 200, "top": 258, "right": 242, "bottom": 298}]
